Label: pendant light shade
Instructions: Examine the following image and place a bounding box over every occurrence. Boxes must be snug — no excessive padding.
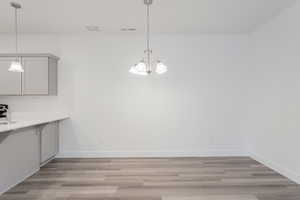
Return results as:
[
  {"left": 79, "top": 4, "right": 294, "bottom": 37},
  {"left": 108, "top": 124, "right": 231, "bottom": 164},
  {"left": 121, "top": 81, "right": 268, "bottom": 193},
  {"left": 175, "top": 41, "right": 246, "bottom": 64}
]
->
[
  {"left": 9, "top": 60, "right": 24, "bottom": 72},
  {"left": 9, "top": 2, "right": 24, "bottom": 73},
  {"left": 129, "top": 0, "right": 168, "bottom": 76}
]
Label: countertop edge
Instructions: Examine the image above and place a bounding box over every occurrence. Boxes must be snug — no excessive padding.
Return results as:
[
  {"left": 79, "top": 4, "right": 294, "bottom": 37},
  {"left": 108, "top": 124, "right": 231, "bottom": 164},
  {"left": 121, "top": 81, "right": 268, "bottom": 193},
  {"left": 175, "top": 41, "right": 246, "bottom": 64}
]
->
[{"left": 0, "top": 116, "right": 69, "bottom": 134}]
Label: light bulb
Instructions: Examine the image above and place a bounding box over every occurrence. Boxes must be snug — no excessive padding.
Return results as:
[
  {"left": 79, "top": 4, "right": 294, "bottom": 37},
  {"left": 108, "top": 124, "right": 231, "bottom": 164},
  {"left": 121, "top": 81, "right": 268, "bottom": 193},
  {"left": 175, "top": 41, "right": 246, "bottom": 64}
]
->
[
  {"left": 156, "top": 61, "right": 167, "bottom": 74},
  {"left": 8, "top": 60, "right": 24, "bottom": 73}
]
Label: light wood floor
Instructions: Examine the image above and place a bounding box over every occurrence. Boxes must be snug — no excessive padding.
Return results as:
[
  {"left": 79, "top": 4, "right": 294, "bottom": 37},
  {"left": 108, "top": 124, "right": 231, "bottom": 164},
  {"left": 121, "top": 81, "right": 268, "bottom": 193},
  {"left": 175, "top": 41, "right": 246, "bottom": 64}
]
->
[{"left": 1, "top": 157, "right": 300, "bottom": 200}]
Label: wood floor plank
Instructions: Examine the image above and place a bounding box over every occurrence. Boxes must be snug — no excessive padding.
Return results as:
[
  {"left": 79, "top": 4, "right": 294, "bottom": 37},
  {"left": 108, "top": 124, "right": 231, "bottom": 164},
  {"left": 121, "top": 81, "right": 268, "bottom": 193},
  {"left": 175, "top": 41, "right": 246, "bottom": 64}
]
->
[
  {"left": 163, "top": 195, "right": 258, "bottom": 200},
  {"left": 0, "top": 157, "right": 299, "bottom": 200}
]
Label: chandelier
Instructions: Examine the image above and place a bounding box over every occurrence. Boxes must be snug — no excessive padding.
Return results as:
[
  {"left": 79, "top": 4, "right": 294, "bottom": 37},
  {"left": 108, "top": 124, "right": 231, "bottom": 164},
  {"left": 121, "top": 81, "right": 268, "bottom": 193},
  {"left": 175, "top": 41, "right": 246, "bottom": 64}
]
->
[{"left": 129, "top": 0, "right": 168, "bottom": 76}]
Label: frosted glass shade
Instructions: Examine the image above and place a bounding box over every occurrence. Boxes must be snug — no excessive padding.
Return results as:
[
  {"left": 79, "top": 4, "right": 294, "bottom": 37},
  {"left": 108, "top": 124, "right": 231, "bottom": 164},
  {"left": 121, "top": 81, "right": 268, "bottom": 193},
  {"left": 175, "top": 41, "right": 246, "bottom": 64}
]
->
[
  {"left": 156, "top": 61, "right": 167, "bottom": 74},
  {"left": 8, "top": 61, "right": 24, "bottom": 73},
  {"left": 129, "top": 61, "right": 148, "bottom": 76}
]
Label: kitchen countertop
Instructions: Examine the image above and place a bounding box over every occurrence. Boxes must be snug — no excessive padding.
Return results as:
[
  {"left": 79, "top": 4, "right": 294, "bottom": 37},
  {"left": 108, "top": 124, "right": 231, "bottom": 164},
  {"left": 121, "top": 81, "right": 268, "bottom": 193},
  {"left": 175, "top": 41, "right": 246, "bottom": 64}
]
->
[{"left": 0, "top": 113, "right": 69, "bottom": 133}]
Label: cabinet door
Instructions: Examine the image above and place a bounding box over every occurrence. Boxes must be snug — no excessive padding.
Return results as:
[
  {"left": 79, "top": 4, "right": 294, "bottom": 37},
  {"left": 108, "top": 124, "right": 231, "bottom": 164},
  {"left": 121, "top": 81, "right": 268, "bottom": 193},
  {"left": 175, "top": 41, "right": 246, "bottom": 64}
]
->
[
  {"left": 41, "top": 122, "right": 59, "bottom": 164},
  {"left": 22, "top": 57, "right": 49, "bottom": 95},
  {"left": 0, "top": 57, "right": 22, "bottom": 95},
  {"left": 0, "top": 127, "right": 40, "bottom": 193}
]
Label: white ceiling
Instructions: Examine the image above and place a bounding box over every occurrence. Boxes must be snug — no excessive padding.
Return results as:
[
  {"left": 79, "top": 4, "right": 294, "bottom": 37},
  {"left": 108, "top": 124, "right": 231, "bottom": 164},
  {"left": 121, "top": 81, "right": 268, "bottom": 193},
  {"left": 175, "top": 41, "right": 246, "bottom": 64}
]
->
[{"left": 0, "top": 0, "right": 297, "bottom": 34}]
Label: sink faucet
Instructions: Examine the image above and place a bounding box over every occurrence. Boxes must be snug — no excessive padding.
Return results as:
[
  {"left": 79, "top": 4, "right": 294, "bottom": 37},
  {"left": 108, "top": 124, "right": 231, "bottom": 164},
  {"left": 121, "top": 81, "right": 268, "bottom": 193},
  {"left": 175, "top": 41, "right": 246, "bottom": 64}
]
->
[{"left": 0, "top": 104, "right": 10, "bottom": 122}]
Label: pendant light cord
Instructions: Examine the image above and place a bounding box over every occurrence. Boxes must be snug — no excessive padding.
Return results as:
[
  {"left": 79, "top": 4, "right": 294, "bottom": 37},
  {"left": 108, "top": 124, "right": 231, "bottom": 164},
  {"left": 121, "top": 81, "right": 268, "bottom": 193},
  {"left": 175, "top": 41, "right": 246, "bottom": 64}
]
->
[
  {"left": 147, "top": 3, "right": 150, "bottom": 52},
  {"left": 14, "top": 7, "right": 18, "bottom": 58}
]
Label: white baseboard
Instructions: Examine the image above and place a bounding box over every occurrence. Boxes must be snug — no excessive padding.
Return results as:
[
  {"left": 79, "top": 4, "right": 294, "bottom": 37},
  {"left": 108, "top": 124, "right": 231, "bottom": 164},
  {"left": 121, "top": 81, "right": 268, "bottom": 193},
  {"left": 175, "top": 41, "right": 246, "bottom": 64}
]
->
[
  {"left": 56, "top": 148, "right": 246, "bottom": 158},
  {"left": 0, "top": 168, "right": 39, "bottom": 196},
  {"left": 250, "top": 152, "right": 300, "bottom": 184}
]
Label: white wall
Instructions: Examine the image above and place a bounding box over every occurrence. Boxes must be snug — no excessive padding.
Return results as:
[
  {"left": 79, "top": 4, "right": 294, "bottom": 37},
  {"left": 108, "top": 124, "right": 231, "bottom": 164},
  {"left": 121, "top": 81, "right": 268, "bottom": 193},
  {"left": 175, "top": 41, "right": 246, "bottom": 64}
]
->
[
  {"left": 245, "top": 2, "right": 300, "bottom": 183},
  {"left": 0, "top": 1, "right": 300, "bottom": 186},
  {"left": 0, "top": 34, "right": 249, "bottom": 157}
]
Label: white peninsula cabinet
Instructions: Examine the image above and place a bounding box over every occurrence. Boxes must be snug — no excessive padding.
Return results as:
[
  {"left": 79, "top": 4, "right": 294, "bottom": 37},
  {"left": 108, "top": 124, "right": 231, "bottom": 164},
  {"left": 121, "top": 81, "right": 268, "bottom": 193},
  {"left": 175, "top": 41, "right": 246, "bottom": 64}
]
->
[
  {"left": 40, "top": 122, "right": 59, "bottom": 165},
  {"left": 0, "top": 121, "right": 61, "bottom": 194},
  {"left": 0, "top": 54, "right": 59, "bottom": 96},
  {"left": 0, "top": 127, "right": 39, "bottom": 194}
]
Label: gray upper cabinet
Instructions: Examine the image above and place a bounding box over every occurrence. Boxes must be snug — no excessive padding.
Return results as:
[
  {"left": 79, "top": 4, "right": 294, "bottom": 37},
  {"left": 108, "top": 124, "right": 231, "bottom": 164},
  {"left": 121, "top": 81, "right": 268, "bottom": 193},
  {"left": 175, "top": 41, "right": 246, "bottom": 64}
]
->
[
  {"left": 22, "top": 57, "right": 49, "bottom": 95},
  {"left": 0, "top": 57, "right": 22, "bottom": 95},
  {"left": 0, "top": 54, "right": 59, "bottom": 96}
]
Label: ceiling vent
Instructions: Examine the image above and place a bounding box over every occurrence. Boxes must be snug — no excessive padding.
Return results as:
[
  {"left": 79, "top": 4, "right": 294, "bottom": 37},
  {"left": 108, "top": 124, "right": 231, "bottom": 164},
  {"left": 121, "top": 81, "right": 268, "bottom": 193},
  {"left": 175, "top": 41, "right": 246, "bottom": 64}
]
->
[
  {"left": 85, "top": 26, "right": 101, "bottom": 32},
  {"left": 120, "top": 28, "right": 137, "bottom": 31}
]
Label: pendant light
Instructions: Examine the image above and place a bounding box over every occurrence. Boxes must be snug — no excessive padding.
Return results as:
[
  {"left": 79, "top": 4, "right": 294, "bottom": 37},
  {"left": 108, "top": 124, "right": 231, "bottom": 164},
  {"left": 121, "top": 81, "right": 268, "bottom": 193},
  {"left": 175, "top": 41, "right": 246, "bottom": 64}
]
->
[
  {"left": 129, "top": 0, "right": 168, "bottom": 75},
  {"left": 8, "top": 2, "right": 24, "bottom": 73}
]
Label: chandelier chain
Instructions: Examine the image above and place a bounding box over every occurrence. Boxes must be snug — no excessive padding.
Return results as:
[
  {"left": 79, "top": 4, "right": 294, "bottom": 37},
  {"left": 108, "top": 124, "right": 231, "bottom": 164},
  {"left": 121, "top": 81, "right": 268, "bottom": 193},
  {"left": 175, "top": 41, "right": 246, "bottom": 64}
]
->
[{"left": 146, "top": 3, "right": 151, "bottom": 72}]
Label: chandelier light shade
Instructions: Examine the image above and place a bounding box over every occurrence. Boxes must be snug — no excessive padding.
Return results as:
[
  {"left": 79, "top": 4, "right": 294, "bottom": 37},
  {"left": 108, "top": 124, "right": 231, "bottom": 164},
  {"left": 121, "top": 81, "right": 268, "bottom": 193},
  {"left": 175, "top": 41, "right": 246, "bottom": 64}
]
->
[
  {"left": 129, "top": 0, "right": 168, "bottom": 76},
  {"left": 156, "top": 61, "right": 168, "bottom": 74},
  {"left": 129, "top": 61, "right": 148, "bottom": 76},
  {"left": 8, "top": 2, "right": 24, "bottom": 73}
]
